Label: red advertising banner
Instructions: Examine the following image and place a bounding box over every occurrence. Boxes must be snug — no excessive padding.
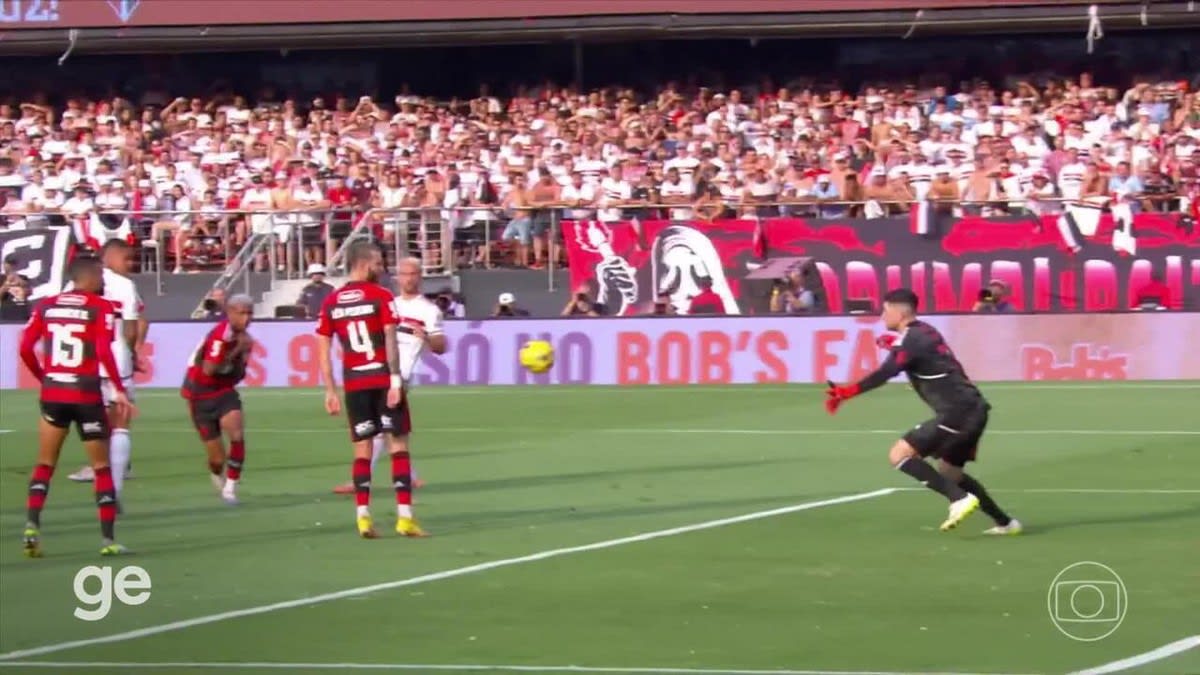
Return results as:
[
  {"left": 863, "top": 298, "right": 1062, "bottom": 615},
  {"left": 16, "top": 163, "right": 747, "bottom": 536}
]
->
[
  {"left": 0, "top": 0, "right": 1105, "bottom": 30},
  {"left": 562, "top": 215, "right": 1200, "bottom": 315}
]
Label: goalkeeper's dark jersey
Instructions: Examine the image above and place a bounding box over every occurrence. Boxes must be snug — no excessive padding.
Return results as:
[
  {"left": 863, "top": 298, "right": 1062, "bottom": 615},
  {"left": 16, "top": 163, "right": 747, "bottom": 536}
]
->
[{"left": 856, "top": 320, "right": 989, "bottom": 417}]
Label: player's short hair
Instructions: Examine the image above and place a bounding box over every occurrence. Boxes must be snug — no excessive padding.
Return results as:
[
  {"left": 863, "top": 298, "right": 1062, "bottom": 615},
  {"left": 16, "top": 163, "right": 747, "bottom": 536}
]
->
[
  {"left": 66, "top": 255, "right": 102, "bottom": 282},
  {"left": 397, "top": 256, "right": 421, "bottom": 273},
  {"left": 100, "top": 239, "right": 132, "bottom": 255},
  {"left": 226, "top": 293, "right": 254, "bottom": 310},
  {"left": 883, "top": 288, "right": 919, "bottom": 311},
  {"left": 345, "top": 240, "right": 380, "bottom": 271}
]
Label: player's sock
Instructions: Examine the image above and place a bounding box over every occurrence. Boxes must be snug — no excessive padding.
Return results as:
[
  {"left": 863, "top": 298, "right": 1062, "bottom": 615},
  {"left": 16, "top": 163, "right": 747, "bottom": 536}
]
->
[
  {"left": 109, "top": 429, "right": 131, "bottom": 497},
  {"left": 227, "top": 440, "right": 246, "bottom": 482},
  {"left": 26, "top": 463, "right": 55, "bottom": 528},
  {"left": 895, "top": 457, "right": 967, "bottom": 502},
  {"left": 391, "top": 451, "right": 413, "bottom": 519},
  {"left": 94, "top": 466, "right": 117, "bottom": 541},
  {"left": 959, "top": 473, "right": 1011, "bottom": 526},
  {"left": 371, "top": 436, "right": 386, "bottom": 472},
  {"left": 353, "top": 457, "right": 371, "bottom": 509}
]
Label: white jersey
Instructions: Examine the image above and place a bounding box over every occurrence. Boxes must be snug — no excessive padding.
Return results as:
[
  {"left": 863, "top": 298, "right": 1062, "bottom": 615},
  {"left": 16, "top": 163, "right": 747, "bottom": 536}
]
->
[
  {"left": 65, "top": 267, "right": 142, "bottom": 380},
  {"left": 391, "top": 293, "right": 445, "bottom": 383}
]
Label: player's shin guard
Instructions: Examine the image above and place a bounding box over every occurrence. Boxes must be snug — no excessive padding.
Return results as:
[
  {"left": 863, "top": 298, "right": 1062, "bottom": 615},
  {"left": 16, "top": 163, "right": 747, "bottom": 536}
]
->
[
  {"left": 353, "top": 457, "right": 372, "bottom": 509},
  {"left": 959, "top": 473, "right": 1010, "bottom": 526},
  {"left": 895, "top": 457, "right": 967, "bottom": 502},
  {"left": 391, "top": 451, "right": 413, "bottom": 518},
  {"left": 94, "top": 466, "right": 117, "bottom": 541},
  {"left": 109, "top": 429, "right": 131, "bottom": 496},
  {"left": 227, "top": 440, "right": 245, "bottom": 482},
  {"left": 26, "top": 464, "right": 54, "bottom": 528}
]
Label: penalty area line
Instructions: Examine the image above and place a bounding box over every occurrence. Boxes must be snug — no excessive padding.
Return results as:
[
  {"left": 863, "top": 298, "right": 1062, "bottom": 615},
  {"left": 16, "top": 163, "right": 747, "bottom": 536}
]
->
[
  {"left": 1069, "top": 634, "right": 1200, "bottom": 675},
  {"left": 0, "top": 662, "right": 1038, "bottom": 675},
  {"left": 0, "top": 488, "right": 897, "bottom": 662}
]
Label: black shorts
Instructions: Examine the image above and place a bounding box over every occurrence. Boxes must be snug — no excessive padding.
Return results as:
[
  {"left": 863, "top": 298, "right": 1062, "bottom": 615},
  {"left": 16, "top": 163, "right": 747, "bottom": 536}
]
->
[
  {"left": 187, "top": 391, "right": 242, "bottom": 442},
  {"left": 40, "top": 401, "right": 110, "bottom": 441},
  {"left": 902, "top": 407, "right": 989, "bottom": 468},
  {"left": 345, "top": 388, "right": 412, "bottom": 442}
]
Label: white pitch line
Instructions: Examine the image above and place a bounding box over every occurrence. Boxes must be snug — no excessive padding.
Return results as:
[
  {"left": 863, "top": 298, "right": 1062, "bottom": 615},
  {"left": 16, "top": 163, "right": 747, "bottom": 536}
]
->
[
  {"left": 0, "top": 662, "right": 1037, "bottom": 675},
  {"left": 12, "top": 382, "right": 1195, "bottom": 399},
  {"left": 0, "top": 488, "right": 896, "bottom": 662},
  {"left": 1069, "top": 634, "right": 1200, "bottom": 674},
  {"left": 31, "top": 427, "right": 1199, "bottom": 436}
]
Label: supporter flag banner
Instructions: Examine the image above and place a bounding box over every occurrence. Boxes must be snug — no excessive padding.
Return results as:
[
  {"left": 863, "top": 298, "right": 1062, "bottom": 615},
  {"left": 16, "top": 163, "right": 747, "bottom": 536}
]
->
[
  {"left": 1, "top": 314, "right": 1198, "bottom": 390},
  {"left": 562, "top": 215, "right": 1200, "bottom": 314},
  {"left": 0, "top": 226, "right": 72, "bottom": 299}
]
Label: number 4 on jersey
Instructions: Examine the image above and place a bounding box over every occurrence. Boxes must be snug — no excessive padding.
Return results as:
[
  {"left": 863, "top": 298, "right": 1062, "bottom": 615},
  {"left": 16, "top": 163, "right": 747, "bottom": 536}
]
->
[{"left": 346, "top": 320, "right": 376, "bottom": 359}]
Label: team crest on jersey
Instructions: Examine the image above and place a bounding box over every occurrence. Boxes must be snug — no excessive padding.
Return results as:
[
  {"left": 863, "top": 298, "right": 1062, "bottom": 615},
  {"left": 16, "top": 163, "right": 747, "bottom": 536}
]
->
[
  {"left": 58, "top": 294, "right": 87, "bottom": 306},
  {"left": 339, "top": 289, "right": 366, "bottom": 304}
]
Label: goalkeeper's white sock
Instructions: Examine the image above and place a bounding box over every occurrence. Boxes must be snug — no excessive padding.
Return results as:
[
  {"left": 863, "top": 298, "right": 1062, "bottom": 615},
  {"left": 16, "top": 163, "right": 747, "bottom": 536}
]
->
[
  {"left": 371, "top": 435, "right": 386, "bottom": 470},
  {"left": 109, "top": 429, "right": 132, "bottom": 497}
]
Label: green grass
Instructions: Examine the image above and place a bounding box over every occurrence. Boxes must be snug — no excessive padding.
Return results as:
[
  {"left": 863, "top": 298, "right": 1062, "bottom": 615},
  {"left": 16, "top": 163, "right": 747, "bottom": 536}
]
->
[{"left": 0, "top": 382, "right": 1197, "bottom": 675}]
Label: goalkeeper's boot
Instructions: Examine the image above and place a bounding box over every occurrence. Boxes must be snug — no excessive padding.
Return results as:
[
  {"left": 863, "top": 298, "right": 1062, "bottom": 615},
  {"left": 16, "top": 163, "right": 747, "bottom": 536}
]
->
[
  {"left": 100, "top": 541, "right": 130, "bottom": 556},
  {"left": 983, "top": 518, "right": 1024, "bottom": 536},
  {"left": 940, "top": 493, "right": 980, "bottom": 532},
  {"left": 23, "top": 526, "right": 43, "bottom": 558},
  {"left": 356, "top": 514, "right": 378, "bottom": 539},
  {"left": 395, "top": 517, "right": 429, "bottom": 538}
]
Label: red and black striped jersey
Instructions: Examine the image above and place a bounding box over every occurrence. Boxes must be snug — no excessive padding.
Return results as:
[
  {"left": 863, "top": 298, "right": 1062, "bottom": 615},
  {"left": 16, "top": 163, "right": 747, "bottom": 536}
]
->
[
  {"left": 19, "top": 292, "right": 123, "bottom": 405},
  {"left": 315, "top": 281, "right": 398, "bottom": 392},
  {"left": 181, "top": 320, "right": 249, "bottom": 400}
]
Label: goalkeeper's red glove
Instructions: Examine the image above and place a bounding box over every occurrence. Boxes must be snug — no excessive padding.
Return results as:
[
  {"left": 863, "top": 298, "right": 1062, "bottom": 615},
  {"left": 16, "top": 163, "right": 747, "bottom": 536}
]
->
[
  {"left": 824, "top": 381, "right": 861, "bottom": 416},
  {"left": 875, "top": 333, "right": 898, "bottom": 350}
]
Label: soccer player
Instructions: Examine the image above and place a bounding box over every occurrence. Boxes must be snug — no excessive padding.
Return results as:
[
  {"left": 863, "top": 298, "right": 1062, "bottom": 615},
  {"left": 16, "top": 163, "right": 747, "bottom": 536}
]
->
[
  {"left": 317, "top": 242, "right": 424, "bottom": 538},
  {"left": 331, "top": 258, "right": 443, "bottom": 496},
  {"left": 67, "top": 239, "right": 147, "bottom": 498},
  {"left": 181, "top": 294, "right": 255, "bottom": 505},
  {"left": 18, "top": 255, "right": 136, "bottom": 557},
  {"left": 825, "top": 288, "right": 1021, "bottom": 534}
]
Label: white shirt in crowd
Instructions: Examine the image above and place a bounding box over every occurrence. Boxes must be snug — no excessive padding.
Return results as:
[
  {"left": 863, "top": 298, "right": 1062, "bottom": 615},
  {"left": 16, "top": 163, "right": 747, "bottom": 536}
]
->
[
  {"left": 391, "top": 293, "right": 445, "bottom": 383},
  {"left": 1057, "top": 162, "right": 1088, "bottom": 200},
  {"left": 596, "top": 176, "right": 632, "bottom": 223},
  {"left": 659, "top": 178, "right": 694, "bottom": 221},
  {"left": 559, "top": 181, "right": 596, "bottom": 220}
]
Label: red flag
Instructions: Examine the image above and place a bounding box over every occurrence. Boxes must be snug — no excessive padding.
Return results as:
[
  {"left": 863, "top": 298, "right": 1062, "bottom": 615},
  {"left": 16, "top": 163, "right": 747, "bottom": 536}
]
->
[{"left": 752, "top": 215, "right": 768, "bottom": 259}]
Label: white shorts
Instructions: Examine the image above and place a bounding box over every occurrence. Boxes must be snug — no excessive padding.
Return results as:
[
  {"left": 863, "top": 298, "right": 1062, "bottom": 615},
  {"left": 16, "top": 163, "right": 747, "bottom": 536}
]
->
[{"left": 102, "top": 377, "right": 136, "bottom": 406}]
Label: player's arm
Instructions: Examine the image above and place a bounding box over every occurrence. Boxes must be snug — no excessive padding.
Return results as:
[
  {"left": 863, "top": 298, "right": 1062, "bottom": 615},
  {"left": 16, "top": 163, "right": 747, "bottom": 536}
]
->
[
  {"left": 199, "top": 328, "right": 230, "bottom": 377},
  {"left": 824, "top": 332, "right": 918, "bottom": 414},
  {"left": 18, "top": 304, "right": 46, "bottom": 382},
  {"left": 314, "top": 296, "right": 339, "bottom": 399},
  {"left": 426, "top": 307, "right": 447, "bottom": 355},
  {"left": 94, "top": 308, "right": 127, "bottom": 396},
  {"left": 382, "top": 297, "right": 402, "bottom": 389}
]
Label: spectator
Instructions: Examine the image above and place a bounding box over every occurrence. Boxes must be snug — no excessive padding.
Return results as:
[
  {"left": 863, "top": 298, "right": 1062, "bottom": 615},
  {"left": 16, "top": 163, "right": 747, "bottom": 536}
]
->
[
  {"left": 651, "top": 291, "right": 677, "bottom": 315},
  {"left": 688, "top": 280, "right": 726, "bottom": 315},
  {"left": 769, "top": 270, "right": 815, "bottom": 314},
  {"left": 0, "top": 277, "right": 32, "bottom": 321},
  {"left": 972, "top": 279, "right": 1014, "bottom": 313},
  {"left": 491, "top": 291, "right": 529, "bottom": 318},
  {"left": 432, "top": 287, "right": 465, "bottom": 318},
  {"left": 1131, "top": 273, "right": 1173, "bottom": 309},
  {"left": 201, "top": 288, "right": 227, "bottom": 320},
  {"left": 296, "top": 263, "right": 335, "bottom": 319},
  {"left": 561, "top": 287, "right": 600, "bottom": 317}
]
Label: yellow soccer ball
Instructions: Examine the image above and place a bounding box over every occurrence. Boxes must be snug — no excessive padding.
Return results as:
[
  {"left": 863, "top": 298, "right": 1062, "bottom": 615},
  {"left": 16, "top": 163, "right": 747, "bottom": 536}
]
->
[{"left": 519, "top": 340, "right": 555, "bottom": 374}]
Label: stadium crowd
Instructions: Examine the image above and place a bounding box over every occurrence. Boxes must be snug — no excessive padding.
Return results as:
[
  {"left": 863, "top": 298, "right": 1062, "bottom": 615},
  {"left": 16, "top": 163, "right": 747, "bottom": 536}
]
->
[{"left": 1, "top": 72, "right": 1197, "bottom": 272}]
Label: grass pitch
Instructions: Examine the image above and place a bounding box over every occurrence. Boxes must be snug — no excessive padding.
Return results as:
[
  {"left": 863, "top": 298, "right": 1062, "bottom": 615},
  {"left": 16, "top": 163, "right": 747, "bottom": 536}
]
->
[{"left": 0, "top": 382, "right": 1197, "bottom": 675}]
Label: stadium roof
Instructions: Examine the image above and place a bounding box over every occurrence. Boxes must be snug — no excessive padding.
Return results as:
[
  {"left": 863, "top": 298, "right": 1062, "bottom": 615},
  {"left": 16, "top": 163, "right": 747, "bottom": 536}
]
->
[{"left": 1, "top": 0, "right": 1197, "bottom": 54}]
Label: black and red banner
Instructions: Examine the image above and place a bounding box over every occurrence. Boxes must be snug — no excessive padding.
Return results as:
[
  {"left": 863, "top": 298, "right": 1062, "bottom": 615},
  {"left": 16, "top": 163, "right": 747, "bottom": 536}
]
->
[{"left": 562, "top": 214, "right": 1200, "bottom": 315}]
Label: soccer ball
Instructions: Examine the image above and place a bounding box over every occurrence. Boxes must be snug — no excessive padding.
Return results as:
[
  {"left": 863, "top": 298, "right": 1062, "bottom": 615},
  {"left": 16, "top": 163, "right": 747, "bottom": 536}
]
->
[{"left": 519, "top": 340, "right": 555, "bottom": 374}]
